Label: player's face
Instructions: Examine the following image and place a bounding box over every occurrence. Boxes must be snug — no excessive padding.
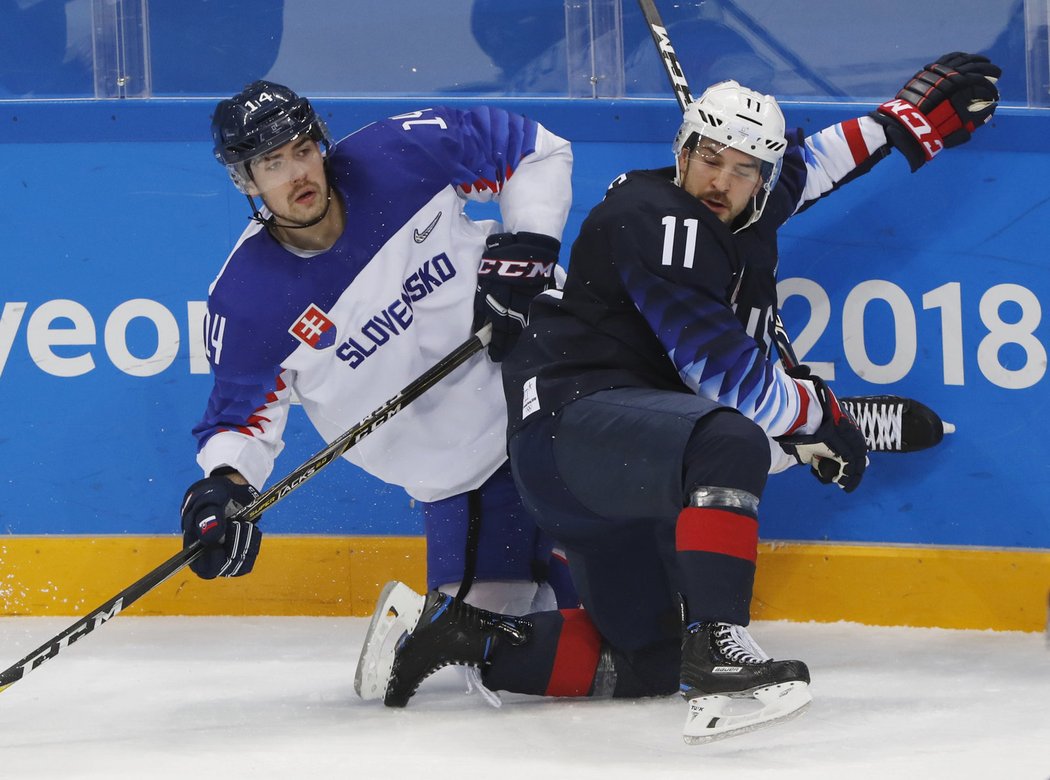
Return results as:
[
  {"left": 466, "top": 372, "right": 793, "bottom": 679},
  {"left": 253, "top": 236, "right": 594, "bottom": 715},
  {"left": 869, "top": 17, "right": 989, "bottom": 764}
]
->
[
  {"left": 248, "top": 137, "right": 329, "bottom": 225},
  {"left": 678, "top": 140, "right": 763, "bottom": 225}
]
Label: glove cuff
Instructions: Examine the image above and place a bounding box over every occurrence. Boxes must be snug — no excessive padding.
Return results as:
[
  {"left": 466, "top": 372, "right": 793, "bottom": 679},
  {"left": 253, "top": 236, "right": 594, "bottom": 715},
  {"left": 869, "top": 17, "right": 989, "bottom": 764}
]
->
[
  {"left": 873, "top": 101, "right": 944, "bottom": 171},
  {"left": 484, "top": 231, "right": 561, "bottom": 260},
  {"left": 181, "top": 474, "right": 260, "bottom": 530}
]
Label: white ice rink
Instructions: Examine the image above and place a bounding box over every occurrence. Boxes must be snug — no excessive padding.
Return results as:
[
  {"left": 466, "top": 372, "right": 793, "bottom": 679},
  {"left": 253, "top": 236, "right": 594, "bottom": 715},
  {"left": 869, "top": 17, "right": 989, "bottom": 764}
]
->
[{"left": 0, "top": 616, "right": 1046, "bottom": 780}]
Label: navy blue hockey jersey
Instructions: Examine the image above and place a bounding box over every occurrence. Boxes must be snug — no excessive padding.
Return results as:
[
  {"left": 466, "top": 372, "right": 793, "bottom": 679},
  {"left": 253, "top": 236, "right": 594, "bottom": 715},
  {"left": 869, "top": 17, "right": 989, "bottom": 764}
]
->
[{"left": 504, "top": 115, "right": 892, "bottom": 451}]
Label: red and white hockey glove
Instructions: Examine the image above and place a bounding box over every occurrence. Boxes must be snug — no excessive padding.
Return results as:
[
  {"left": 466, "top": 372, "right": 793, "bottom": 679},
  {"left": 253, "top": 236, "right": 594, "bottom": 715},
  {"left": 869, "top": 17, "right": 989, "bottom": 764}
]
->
[
  {"left": 472, "top": 232, "right": 559, "bottom": 362},
  {"left": 776, "top": 368, "right": 869, "bottom": 493},
  {"left": 873, "top": 52, "right": 1000, "bottom": 171}
]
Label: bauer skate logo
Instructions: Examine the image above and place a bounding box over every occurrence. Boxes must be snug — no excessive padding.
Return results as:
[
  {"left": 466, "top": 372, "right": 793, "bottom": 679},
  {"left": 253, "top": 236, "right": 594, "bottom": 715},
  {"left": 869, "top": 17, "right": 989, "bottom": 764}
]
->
[
  {"left": 290, "top": 304, "right": 337, "bottom": 349},
  {"left": 23, "top": 599, "right": 125, "bottom": 673},
  {"left": 712, "top": 666, "right": 744, "bottom": 674},
  {"left": 413, "top": 211, "right": 442, "bottom": 243}
]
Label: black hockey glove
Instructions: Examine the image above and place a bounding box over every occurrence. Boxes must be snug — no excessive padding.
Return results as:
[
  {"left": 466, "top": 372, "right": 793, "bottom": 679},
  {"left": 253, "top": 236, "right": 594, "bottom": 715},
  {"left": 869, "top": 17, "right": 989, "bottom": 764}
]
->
[
  {"left": 776, "top": 367, "right": 869, "bottom": 493},
  {"left": 872, "top": 52, "right": 1000, "bottom": 172},
  {"left": 181, "top": 473, "right": 263, "bottom": 579},
  {"left": 472, "top": 231, "right": 559, "bottom": 362}
]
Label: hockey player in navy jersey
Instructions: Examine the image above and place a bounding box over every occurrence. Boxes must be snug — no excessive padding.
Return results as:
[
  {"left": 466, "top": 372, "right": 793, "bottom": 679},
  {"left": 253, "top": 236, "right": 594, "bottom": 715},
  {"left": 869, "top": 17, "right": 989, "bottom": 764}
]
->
[
  {"left": 179, "top": 81, "right": 574, "bottom": 617},
  {"left": 355, "top": 54, "right": 1000, "bottom": 742}
]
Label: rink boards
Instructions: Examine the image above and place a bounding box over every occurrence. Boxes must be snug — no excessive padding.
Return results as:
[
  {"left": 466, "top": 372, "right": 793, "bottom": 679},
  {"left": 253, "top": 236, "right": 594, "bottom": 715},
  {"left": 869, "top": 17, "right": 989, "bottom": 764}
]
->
[
  {"left": 1, "top": 535, "right": 1048, "bottom": 631},
  {"left": 1, "top": 100, "right": 1048, "bottom": 631}
]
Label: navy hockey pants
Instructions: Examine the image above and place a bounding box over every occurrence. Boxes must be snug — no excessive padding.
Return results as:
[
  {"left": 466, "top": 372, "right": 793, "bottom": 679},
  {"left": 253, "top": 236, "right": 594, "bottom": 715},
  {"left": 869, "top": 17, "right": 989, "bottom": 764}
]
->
[{"left": 491, "top": 387, "right": 771, "bottom": 697}]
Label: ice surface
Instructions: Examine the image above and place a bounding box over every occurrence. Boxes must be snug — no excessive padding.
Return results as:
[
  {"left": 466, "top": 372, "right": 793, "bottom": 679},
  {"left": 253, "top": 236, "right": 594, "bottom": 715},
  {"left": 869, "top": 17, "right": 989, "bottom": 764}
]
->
[{"left": 0, "top": 616, "right": 1046, "bottom": 779}]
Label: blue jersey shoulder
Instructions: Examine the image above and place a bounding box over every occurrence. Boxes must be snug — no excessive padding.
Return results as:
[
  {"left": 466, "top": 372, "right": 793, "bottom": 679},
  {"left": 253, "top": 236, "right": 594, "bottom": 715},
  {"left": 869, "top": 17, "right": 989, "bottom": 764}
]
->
[{"left": 339, "top": 106, "right": 540, "bottom": 195}]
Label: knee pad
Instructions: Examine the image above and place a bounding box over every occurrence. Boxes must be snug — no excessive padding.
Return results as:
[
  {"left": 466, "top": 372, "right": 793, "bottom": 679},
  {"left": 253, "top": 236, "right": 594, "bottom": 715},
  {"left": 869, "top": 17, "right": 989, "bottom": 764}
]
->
[{"left": 683, "top": 411, "right": 770, "bottom": 498}]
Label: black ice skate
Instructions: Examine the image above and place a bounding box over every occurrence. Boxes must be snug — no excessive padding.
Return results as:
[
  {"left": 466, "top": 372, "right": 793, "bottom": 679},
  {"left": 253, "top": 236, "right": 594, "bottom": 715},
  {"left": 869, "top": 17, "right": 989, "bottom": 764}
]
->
[
  {"left": 680, "top": 622, "right": 811, "bottom": 744},
  {"left": 840, "top": 395, "right": 953, "bottom": 453},
  {"left": 354, "top": 581, "right": 529, "bottom": 707}
]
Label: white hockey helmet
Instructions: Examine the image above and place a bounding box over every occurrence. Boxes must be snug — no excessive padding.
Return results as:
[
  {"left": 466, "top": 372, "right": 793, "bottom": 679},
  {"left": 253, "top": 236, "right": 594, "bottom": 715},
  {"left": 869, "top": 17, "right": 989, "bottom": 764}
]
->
[{"left": 673, "top": 80, "right": 787, "bottom": 230}]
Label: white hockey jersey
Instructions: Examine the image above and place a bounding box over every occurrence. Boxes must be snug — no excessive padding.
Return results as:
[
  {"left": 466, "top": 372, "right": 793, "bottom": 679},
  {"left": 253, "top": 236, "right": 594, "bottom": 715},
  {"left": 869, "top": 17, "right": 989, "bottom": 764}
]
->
[{"left": 193, "top": 106, "right": 573, "bottom": 501}]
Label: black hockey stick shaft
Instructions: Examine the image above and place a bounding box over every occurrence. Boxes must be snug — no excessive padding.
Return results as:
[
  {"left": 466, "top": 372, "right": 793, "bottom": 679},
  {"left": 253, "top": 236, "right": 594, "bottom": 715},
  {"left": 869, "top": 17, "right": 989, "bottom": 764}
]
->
[
  {"left": 637, "top": 0, "right": 801, "bottom": 370},
  {"left": 638, "top": 0, "right": 694, "bottom": 109},
  {"left": 0, "top": 542, "right": 199, "bottom": 694},
  {"left": 0, "top": 323, "right": 493, "bottom": 695},
  {"left": 237, "top": 322, "right": 492, "bottom": 521}
]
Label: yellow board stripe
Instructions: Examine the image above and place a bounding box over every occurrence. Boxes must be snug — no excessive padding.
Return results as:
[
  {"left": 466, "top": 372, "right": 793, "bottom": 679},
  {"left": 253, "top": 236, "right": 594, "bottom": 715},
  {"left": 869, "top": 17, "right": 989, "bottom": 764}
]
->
[
  {"left": 1, "top": 536, "right": 1047, "bottom": 631},
  {"left": 752, "top": 542, "right": 1050, "bottom": 631}
]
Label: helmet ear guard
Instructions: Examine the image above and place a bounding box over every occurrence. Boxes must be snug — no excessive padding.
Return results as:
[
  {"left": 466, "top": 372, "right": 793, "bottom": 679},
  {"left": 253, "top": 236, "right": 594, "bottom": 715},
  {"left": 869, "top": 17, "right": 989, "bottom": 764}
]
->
[{"left": 673, "top": 80, "right": 787, "bottom": 231}]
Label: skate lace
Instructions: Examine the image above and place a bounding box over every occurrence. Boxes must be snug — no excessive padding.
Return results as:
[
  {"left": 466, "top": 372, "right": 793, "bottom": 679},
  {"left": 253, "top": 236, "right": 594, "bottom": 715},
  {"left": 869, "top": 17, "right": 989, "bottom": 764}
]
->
[
  {"left": 713, "top": 623, "right": 770, "bottom": 664},
  {"left": 463, "top": 666, "right": 503, "bottom": 708},
  {"left": 841, "top": 398, "right": 903, "bottom": 451}
]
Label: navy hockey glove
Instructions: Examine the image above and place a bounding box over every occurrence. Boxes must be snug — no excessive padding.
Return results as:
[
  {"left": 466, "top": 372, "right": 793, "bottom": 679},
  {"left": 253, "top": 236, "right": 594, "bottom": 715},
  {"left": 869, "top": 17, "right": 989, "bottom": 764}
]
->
[
  {"left": 776, "top": 367, "right": 869, "bottom": 493},
  {"left": 472, "top": 231, "right": 559, "bottom": 362},
  {"left": 181, "top": 474, "right": 263, "bottom": 579},
  {"left": 872, "top": 52, "right": 1000, "bottom": 172}
]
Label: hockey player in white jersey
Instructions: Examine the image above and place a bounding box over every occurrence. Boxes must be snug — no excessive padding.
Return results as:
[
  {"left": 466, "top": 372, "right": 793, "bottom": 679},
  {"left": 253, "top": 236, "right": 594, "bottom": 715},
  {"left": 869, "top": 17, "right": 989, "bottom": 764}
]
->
[{"left": 179, "top": 81, "right": 574, "bottom": 616}]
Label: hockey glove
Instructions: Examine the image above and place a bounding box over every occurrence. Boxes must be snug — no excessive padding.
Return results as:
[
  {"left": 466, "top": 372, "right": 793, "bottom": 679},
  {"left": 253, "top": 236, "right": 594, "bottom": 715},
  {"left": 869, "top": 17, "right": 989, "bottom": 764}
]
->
[
  {"left": 472, "top": 231, "right": 559, "bottom": 362},
  {"left": 776, "top": 368, "right": 869, "bottom": 493},
  {"left": 180, "top": 473, "right": 263, "bottom": 579},
  {"left": 873, "top": 52, "right": 1000, "bottom": 172}
]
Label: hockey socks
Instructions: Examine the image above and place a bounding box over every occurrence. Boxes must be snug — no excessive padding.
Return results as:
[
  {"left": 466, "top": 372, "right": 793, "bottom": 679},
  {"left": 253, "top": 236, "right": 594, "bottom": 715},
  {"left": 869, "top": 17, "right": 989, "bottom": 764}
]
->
[
  {"left": 484, "top": 608, "right": 603, "bottom": 697},
  {"left": 675, "top": 494, "right": 759, "bottom": 626}
]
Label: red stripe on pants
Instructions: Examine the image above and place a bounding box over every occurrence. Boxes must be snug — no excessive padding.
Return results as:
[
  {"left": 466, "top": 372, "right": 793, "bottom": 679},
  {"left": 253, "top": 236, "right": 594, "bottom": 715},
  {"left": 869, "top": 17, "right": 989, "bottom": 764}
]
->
[
  {"left": 675, "top": 506, "right": 758, "bottom": 563},
  {"left": 545, "top": 609, "right": 602, "bottom": 697}
]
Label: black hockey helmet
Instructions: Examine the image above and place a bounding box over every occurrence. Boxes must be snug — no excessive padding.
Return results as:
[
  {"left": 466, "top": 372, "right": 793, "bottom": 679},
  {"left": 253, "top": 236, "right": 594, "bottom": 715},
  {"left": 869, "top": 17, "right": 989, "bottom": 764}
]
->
[{"left": 211, "top": 80, "right": 333, "bottom": 194}]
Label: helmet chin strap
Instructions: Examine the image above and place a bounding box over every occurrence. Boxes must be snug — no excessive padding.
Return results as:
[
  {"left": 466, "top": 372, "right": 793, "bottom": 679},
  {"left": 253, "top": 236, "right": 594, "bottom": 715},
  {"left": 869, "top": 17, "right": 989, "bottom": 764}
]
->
[
  {"left": 674, "top": 150, "right": 686, "bottom": 188},
  {"left": 247, "top": 185, "right": 335, "bottom": 231}
]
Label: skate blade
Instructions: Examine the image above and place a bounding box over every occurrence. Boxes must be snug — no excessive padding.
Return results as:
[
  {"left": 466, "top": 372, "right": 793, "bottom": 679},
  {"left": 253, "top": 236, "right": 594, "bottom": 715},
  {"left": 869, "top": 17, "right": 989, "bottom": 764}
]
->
[
  {"left": 353, "top": 581, "right": 426, "bottom": 701},
  {"left": 683, "top": 680, "right": 812, "bottom": 745}
]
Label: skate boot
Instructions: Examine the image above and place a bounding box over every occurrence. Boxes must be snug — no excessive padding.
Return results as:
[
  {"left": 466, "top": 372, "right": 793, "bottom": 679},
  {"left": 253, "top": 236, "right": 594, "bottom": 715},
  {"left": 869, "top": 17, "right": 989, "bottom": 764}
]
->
[
  {"left": 354, "top": 581, "right": 530, "bottom": 707},
  {"left": 839, "top": 395, "right": 952, "bottom": 452},
  {"left": 680, "top": 622, "right": 811, "bottom": 744}
]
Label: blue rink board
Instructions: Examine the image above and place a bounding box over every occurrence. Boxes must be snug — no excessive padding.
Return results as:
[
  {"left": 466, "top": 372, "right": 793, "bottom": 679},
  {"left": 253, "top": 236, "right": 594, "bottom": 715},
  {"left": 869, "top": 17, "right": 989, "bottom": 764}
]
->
[{"left": 0, "top": 100, "right": 1047, "bottom": 549}]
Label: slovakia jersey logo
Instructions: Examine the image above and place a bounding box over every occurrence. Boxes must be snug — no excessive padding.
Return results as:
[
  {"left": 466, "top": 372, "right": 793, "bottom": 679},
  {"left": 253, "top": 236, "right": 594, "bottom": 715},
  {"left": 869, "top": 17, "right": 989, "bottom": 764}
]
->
[{"left": 290, "top": 304, "right": 337, "bottom": 349}]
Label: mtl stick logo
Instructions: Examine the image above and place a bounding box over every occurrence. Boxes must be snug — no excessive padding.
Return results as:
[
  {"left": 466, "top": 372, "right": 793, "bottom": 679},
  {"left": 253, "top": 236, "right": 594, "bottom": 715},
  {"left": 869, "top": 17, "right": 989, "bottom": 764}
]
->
[{"left": 290, "top": 304, "right": 337, "bottom": 349}]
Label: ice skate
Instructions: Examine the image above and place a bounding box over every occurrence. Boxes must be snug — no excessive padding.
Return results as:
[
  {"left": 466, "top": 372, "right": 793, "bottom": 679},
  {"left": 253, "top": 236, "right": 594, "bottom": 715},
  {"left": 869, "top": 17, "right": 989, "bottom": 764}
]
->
[
  {"left": 354, "top": 581, "right": 427, "bottom": 701},
  {"left": 840, "top": 395, "right": 952, "bottom": 452},
  {"left": 680, "top": 622, "right": 811, "bottom": 744},
  {"left": 354, "top": 581, "right": 530, "bottom": 707}
]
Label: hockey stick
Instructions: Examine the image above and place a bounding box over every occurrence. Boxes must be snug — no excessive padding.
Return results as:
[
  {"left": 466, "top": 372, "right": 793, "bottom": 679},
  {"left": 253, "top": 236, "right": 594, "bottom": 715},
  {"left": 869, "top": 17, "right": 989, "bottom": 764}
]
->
[
  {"left": 637, "top": 0, "right": 801, "bottom": 369},
  {"left": 0, "top": 323, "right": 493, "bottom": 695}
]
